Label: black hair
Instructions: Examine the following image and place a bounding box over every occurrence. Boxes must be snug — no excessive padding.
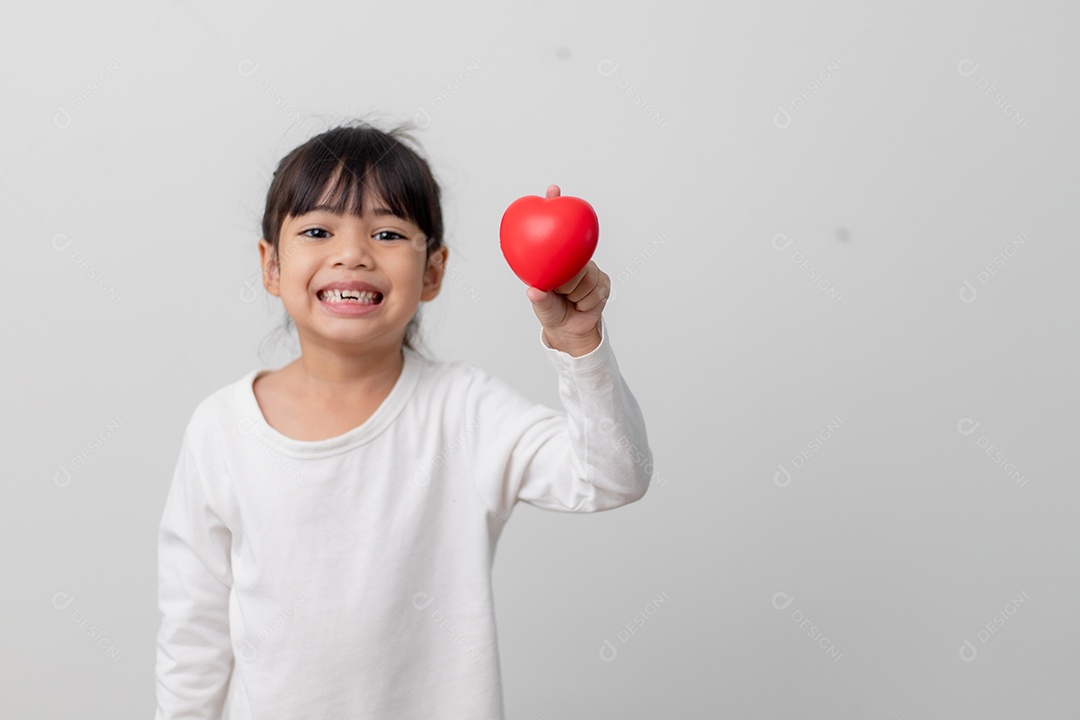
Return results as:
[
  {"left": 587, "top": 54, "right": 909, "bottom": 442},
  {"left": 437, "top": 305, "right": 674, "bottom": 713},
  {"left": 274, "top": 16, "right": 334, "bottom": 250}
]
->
[{"left": 257, "top": 116, "right": 446, "bottom": 360}]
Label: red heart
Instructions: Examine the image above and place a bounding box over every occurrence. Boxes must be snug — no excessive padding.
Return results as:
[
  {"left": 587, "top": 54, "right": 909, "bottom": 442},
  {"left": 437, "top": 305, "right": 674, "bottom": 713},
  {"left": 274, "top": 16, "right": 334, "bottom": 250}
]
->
[{"left": 499, "top": 194, "right": 599, "bottom": 291}]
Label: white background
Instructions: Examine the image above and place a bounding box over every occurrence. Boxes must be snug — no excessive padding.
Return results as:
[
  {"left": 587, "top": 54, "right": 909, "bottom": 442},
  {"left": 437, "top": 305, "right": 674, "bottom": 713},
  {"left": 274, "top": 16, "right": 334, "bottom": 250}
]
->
[{"left": 2, "top": 0, "right": 1078, "bottom": 717}]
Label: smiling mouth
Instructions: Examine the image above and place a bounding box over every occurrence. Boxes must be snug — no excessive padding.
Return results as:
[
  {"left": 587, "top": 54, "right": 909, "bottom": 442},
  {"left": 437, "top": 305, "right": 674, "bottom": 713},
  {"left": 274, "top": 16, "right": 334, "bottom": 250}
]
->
[{"left": 317, "top": 289, "right": 384, "bottom": 305}]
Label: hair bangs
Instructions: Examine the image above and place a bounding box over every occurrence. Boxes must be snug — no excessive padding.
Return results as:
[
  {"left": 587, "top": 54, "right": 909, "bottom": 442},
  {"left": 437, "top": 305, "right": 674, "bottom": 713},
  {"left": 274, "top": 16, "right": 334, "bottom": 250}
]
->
[
  {"left": 262, "top": 120, "right": 442, "bottom": 254},
  {"left": 290, "top": 130, "right": 417, "bottom": 220}
]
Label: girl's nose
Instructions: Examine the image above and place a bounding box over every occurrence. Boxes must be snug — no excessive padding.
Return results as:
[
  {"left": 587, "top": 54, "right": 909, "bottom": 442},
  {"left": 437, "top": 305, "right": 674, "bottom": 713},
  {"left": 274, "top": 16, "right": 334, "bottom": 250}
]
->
[{"left": 331, "top": 232, "right": 375, "bottom": 267}]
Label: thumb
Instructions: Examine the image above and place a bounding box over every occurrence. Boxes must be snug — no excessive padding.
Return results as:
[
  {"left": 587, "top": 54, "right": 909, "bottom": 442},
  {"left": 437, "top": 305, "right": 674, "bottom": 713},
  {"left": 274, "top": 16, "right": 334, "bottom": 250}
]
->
[{"left": 526, "top": 286, "right": 564, "bottom": 327}]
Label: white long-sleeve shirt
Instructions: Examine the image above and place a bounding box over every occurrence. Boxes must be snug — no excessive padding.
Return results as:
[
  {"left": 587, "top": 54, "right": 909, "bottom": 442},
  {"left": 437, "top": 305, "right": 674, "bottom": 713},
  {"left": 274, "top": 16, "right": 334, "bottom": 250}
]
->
[{"left": 155, "top": 316, "right": 653, "bottom": 719}]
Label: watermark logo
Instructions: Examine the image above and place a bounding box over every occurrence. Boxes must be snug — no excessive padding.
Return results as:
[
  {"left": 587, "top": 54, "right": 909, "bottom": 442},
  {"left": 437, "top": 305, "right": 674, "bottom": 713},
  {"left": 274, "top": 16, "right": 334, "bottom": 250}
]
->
[
  {"left": 413, "top": 416, "right": 484, "bottom": 488},
  {"left": 54, "top": 58, "right": 124, "bottom": 129},
  {"left": 238, "top": 589, "right": 311, "bottom": 662},
  {"left": 411, "top": 591, "right": 482, "bottom": 662},
  {"left": 956, "top": 59, "right": 1029, "bottom": 129},
  {"left": 599, "top": 591, "right": 669, "bottom": 662},
  {"left": 957, "top": 232, "right": 1029, "bottom": 303},
  {"left": 771, "top": 591, "right": 842, "bottom": 662},
  {"left": 235, "top": 59, "right": 323, "bottom": 135},
  {"left": 774, "top": 59, "right": 843, "bottom": 129},
  {"left": 54, "top": 416, "right": 124, "bottom": 487},
  {"left": 51, "top": 592, "right": 122, "bottom": 661},
  {"left": 596, "top": 59, "right": 668, "bottom": 129},
  {"left": 610, "top": 232, "right": 669, "bottom": 304},
  {"left": 413, "top": 58, "right": 484, "bottom": 129},
  {"left": 956, "top": 417, "right": 1028, "bottom": 487},
  {"left": 958, "top": 590, "right": 1030, "bottom": 662},
  {"left": 774, "top": 416, "right": 843, "bottom": 487},
  {"left": 771, "top": 233, "right": 843, "bottom": 303},
  {"left": 51, "top": 233, "right": 122, "bottom": 302},
  {"left": 597, "top": 416, "right": 665, "bottom": 491}
]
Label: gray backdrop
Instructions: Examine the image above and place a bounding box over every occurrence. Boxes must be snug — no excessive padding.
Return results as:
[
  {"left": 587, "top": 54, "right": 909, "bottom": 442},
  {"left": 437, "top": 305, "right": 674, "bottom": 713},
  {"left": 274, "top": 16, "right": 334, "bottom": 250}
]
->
[{"left": 3, "top": 0, "right": 1077, "bottom": 717}]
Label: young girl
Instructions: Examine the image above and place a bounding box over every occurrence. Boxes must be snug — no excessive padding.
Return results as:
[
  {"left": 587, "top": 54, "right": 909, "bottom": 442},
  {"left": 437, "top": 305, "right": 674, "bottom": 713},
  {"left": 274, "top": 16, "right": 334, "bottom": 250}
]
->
[{"left": 155, "top": 119, "right": 654, "bottom": 720}]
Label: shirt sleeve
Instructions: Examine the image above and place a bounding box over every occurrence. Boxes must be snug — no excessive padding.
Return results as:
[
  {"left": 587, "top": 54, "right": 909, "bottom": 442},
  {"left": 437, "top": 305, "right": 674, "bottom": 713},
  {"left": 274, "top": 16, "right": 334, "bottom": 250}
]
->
[
  {"left": 465, "top": 315, "right": 654, "bottom": 520},
  {"left": 155, "top": 426, "right": 234, "bottom": 720}
]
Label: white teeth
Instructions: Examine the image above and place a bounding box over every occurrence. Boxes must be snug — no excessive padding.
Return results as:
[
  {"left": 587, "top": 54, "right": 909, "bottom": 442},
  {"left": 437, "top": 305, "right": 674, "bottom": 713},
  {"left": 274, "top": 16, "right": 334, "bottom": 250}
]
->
[{"left": 319, "top": 289, "right": 380, "bottom": 304}]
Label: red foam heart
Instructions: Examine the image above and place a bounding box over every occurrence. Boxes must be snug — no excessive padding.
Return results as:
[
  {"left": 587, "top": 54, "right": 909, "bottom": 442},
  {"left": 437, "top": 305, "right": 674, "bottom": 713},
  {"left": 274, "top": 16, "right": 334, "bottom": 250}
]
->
[{"left": 499, "top": 194, "right": 599, "bottom": 291}]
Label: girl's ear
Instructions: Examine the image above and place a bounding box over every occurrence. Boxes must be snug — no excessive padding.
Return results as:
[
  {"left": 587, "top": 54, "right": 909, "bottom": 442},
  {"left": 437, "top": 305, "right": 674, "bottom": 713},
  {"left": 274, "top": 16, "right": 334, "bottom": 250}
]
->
[
  {"left": 258, "top": 238, "right": 280, "bottom": 296},
  {"left": 421, "top": 246, "right": 449, "bottom": 301}
]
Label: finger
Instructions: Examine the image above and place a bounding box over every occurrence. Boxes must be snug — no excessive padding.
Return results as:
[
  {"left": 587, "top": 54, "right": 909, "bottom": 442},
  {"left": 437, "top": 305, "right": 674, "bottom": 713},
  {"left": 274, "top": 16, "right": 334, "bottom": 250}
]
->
[
  {"left": 554, "top": 260, "right": 593, "bottom": 295},
  {"left": 574, "top": 273, "right": 610, "bottom": 312},
  {"left": 576, "top": 289, "right": 609, "bottom": 313},
  {"left": 526, "top": 286, "right": 566, "bottom": 327},
  {"left": 565, "top": 267, "right": 598, "bottom": 303},
  {"left": 545, "top": 184, "right": 561, "bottom": 199},
  {"left": 565, "top": 264, "right": 602, "bottom": 303}
]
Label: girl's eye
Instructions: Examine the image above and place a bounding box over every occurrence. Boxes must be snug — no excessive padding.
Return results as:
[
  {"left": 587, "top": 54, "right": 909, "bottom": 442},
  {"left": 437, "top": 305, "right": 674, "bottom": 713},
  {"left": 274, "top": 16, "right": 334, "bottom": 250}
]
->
[{"left": 300, "top": 229, "right": 403, "bottom": 240}]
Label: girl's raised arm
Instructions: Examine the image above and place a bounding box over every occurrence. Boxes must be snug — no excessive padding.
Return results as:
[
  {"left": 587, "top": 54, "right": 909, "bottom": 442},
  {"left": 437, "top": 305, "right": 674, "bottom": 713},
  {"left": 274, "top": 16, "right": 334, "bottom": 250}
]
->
[{"left": 463, "top": 315, "right": 654, "bottom": 521}]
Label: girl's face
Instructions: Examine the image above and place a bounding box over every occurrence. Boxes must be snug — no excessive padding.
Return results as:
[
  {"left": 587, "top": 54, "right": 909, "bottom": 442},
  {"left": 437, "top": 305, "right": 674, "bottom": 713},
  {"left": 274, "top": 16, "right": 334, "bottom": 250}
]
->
[{"left": 258, "top": 188, "right": 448, "bottom": 356}]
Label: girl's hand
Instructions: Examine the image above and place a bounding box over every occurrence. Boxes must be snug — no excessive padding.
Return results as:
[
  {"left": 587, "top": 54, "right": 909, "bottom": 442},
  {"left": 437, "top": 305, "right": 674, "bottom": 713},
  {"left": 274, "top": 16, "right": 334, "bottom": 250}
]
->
[{"left": 526, "top": 185, "right": 610, "bottom": 357}]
